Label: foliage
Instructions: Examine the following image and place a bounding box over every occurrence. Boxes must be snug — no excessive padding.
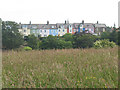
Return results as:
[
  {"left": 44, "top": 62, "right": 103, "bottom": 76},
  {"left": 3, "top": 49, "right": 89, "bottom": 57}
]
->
[
  {"left": 27, "top": 34, "right": 39, "bottom": 49},
  {"left": 40, "top": 35, "right": 58, "bottom": 49},
  {"left": 40, "top": 35, "right": 73, "bottom": 49},
  {"left": 2, "top": 21, "right": 24, "bottom": 49},
  {"left": 73, "top": 33, "right": 99, "bottom": 48},
  {"left": 94, "top": 39, "right": 116, "bottom": 48},
  {"left": 101, "top": 31, "right": 118, "bottom": 45},
  {"left": 118, "top": 31, "right": 120, "bottom": 46},
  {"left": 24, "top": 46, "right": 32, "bottom": 51},
  {"left": 62, "top": 33, "right": 73, "bottom": 41}
]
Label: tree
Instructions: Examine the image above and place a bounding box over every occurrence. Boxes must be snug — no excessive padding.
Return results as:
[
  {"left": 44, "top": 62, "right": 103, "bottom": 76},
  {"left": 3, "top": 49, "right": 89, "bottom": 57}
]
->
[
  {"left": 27, "top": 34, "right": 39, "bottom": 49},
  {"left": 73, "top": 33, "right": 98, "bottom": 48},
  {"left": 62, "top": 33, "right": 73, "bottom": 42},
  {"left": 2, "top": 21, "right": 24, "bottom": 49},
  {"left": 101, "top": 31, "right": 118, "bottom": 45},
  {"left": 40, "top": 35, "right": 58, "bottom": 49}
]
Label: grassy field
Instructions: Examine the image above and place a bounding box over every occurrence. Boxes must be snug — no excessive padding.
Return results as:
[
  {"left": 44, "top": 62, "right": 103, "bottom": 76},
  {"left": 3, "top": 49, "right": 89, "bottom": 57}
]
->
[{"left": 2, "top": 47, "right": 118, "bottom": 88}]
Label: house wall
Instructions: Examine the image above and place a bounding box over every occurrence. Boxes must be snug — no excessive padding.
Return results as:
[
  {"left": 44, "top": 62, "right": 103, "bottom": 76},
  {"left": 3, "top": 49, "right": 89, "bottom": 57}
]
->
[
  {"left": 30, "top": 29, "right": 49, "bottom": 37},
  {"left": 40, "top": 29, "right": 49, "bottom": 37},
  {"left": 18, "top": 28, "right": 30, "bottom": 37},
  {"left": 72, "top": 28, "right": 77, "bottom": 34},
  {"left": 69, "top": 24, "right": 72, "bottom": 34},
  {"left": 58, "top": 28, "right": 67, "bottom": 36},
  {"left": 49, "top": 29, "right": 58, "bottom": 36},
  {"left": 67, "top": 28, "right": 69, "bottom": 33}
]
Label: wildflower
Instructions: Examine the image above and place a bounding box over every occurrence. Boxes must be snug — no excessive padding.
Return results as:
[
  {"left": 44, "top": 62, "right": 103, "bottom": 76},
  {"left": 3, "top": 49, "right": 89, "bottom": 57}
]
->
[
  {"left": 105, "top": 85, "right": 107, "bottom": 88},
  {"left": 86, "top": 77, "right": 87, "bottom": 79}
]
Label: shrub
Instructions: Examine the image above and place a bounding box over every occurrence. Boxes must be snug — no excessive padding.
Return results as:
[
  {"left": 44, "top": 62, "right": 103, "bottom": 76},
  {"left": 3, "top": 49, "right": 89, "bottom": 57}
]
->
[
  {"left": 73, "top": 34, "right": 98, "bottom": 48},
  {"left": 24, "top": 46, "right": 32, "bottom": 51},
  {"left": 94, "top": 39, "right": 116, "bottom": 49},
  {"left": 27, "top": 34, "right": 39, "bottom": 49}
]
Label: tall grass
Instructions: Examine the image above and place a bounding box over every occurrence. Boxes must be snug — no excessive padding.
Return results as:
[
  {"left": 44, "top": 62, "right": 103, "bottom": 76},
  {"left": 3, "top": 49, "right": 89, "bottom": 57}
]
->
[{"left": 2, "top": 47, "right": 118, "bottom": 88}]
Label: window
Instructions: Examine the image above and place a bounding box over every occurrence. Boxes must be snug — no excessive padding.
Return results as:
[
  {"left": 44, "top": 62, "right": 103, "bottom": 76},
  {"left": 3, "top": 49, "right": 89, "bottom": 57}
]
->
[
  {"left": 33, "top": 30, "right": 35, "bottom": 33},
  {"left": 41, "top": 30, "right": 42, "bottom": 32},
  {"left": 63, "top": 30, "right": 64, "bottom": 32},
  {"left": 37, "top": 30, "right": 39, "bottom": 33},
  {"left": 44, "top": 35, "right": 47, "bottom": 37},
  {"left": 24, "top": 30, "right": 26, "bottom": 32},
  {"left": 59, "top": 30, "right": 60, "bottom": 32},
  {"left": 32, "top": 25, "right": 37, "bottom": 29},
  {"left": 44, "top": 30, "right": 46, "bottom": 32},
  {"left": 70, "top": 30, "right": 71, "bottom": 32},
  {"left": 52, "top": 26, "right": 54, "bottom": 28},
  {"left": 22, "top": 25, "right": 27, "bottom": 28}
]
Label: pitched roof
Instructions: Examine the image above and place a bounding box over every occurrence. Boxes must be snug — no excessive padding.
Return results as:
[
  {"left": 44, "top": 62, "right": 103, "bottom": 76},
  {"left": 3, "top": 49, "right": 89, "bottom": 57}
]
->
[
  {"left": 56, "top": 23, "right": 68, "bottom": 29},
  {"left": 94, "top": 23, "right": 106, "bottom": 27},
  {"left": 83, "top": 23, "right": 94, "bottom": 29},
  {"left": 73, "top": 23, "right": 81, "bottom": 29}
]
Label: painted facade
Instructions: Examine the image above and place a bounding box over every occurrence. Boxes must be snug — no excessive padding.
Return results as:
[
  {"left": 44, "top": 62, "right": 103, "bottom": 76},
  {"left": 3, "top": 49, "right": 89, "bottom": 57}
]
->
[
  {"left": 30, "top": 29, "right": 49, "bottom": 37},
  {"left": 68, "top": 24, "right": 72, "bottom": 34},
  {"left": 18, "top": 21, "right": 106, "bottom": 37},
  {"left": 58, "top": 28, "right": 67, "bottom": 36},
  {"left": 18, "top": 24, "right": 30, "bottom": 37},
  {"left": 49, "top": 29, "right": 58, "bottom": 36}
]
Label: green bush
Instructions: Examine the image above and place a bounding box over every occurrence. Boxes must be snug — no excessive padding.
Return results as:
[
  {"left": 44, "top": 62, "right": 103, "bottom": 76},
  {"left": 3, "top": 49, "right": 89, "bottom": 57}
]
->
[
  {"left": 94, "top": 39, "right": 116, "bottom": 49},
  {"left": 73, "top": 34, "right": 98, "bottom": 48},
  {"left": 24, "top": 46, "right": 32, "bottom": 51}
]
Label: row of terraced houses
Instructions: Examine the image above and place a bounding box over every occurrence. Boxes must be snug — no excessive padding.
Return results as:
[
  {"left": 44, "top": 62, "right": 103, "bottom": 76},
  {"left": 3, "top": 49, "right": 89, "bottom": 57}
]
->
[{"left": 18, "top": 20, "right": 106, "bottom": 37}]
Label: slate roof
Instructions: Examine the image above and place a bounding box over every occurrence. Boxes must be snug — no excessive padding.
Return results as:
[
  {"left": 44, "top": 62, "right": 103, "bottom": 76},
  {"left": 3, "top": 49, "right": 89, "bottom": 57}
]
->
[
  {"left": 73, "top": 23, "right": 81, "bottom": 29},
  {"left": 94, "top": 24, "right": 106, "bottom": 28},
  {"left": 19, "top": 24, "right": 58, "bottom": 29},
  {"left": 83, "top": 23, "right": 95, "bottom": 29},
  {"left": 56, "top": 23, "right": 68, "bottom": 29},
  {"left": 18, "top": 22, "right": 106, "bottom": 30}
]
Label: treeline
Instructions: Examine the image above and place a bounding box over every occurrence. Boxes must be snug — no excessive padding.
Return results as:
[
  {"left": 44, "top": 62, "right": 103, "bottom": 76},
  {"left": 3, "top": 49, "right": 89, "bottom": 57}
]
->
[
  {"left": 26, "top": 33, "right": 98, "bottom": 50},
  {"left": 2, "top": 21, "right": 120, "bottom": 50}
]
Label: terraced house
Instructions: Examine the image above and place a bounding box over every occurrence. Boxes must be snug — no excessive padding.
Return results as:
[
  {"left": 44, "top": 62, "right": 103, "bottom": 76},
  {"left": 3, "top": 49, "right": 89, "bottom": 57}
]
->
[{"left": 18, "top": 20, "right": 106, "bottom": 37}]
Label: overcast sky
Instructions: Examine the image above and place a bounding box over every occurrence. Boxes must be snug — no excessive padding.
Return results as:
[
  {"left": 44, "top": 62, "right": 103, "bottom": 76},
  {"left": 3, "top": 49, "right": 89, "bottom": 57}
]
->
[{"left": 0, "top": 0, "right": 119, "bottom": 27}]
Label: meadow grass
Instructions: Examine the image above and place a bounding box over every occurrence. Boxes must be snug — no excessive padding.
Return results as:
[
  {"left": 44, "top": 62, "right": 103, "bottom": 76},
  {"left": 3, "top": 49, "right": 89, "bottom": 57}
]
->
[{"left": 2, "top": 47, "right": 118, "bottom": 88}]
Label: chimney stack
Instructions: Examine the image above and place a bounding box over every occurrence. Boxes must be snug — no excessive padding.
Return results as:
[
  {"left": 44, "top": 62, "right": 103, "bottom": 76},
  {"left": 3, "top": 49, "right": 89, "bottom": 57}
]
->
[
  {"left": 97, "top": 21, "right": 99, "bottom": 24},
  {"left": 47, "top": 21, "right": 49, "bottom": 25},
  {"left": 29, "top": 21, "right": 31, "bottom": 25},
  {"left": 82, "top": 20, "right": 84, "bottom": 24},
  {"left": 65, "top": 20, "right": 66, "bottom": 24},
  {"left": 19, "top": 22, "right": 21, "bottom": 24}
]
